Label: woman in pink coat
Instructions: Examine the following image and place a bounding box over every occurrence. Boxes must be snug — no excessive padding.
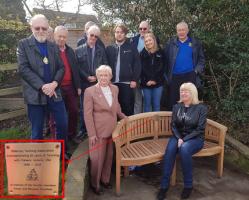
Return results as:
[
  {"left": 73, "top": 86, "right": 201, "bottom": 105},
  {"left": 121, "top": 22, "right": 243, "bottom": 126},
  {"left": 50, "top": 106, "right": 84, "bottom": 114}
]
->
[{"left": 84, "top": 65, "right": 126, "bottom": 195}]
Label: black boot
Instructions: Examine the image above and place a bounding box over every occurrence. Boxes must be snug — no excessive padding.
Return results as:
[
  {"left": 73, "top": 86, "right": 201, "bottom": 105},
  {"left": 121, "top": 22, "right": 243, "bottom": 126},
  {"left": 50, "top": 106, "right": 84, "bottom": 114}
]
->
[
  {"left": 181, "top": 188, "right": 193, "bottom": 199},
  {"left": 157, "top": 188, "right": 168, "bottom": 200}
]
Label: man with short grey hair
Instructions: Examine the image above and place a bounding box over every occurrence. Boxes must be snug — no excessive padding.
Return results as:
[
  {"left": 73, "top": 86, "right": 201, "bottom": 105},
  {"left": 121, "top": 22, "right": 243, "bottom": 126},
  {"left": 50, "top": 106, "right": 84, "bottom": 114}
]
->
[
  {"left": 77, "top": 21, "right": 105, "bottom": 48},
  {"left": 54, "top": 25, "right": 81, "bottom": 143},
  {"left": 163, "top": 21, "right": 205, "bottom": 111},
  {"left": 76, "top": 25, "right": 108, "bottom": 138}
]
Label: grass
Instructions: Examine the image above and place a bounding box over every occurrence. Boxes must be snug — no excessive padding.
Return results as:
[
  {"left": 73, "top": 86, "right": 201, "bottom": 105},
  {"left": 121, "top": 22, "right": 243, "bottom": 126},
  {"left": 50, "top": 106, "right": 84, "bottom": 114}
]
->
[{"left": 0, "top": 128, "right": 29, "bottom": 140}]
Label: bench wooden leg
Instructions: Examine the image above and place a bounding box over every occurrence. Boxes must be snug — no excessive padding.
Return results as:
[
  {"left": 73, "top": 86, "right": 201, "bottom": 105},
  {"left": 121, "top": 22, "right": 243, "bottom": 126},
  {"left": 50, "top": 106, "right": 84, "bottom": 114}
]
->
[
  {"left": 124, "top": 166, "right": 129, "bottom": 178},
  {"left": 116, "top": 160, "right": 121, "bottom": 196},
  {"left": 217, "top": 150, "right": 224, "bottom": 177},
  {"left": 170, "top": 161, "right": 176, "bottom": 186}
]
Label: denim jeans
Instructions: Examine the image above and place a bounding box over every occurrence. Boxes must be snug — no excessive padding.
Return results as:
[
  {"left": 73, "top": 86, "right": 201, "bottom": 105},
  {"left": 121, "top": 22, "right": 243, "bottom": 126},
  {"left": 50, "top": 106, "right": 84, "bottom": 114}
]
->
[
  {"left": 142, "top": 86, "right": 163, "bottom": 112},
  {"left": 160, "top": 136, "right": 204, "bottom": 189}
]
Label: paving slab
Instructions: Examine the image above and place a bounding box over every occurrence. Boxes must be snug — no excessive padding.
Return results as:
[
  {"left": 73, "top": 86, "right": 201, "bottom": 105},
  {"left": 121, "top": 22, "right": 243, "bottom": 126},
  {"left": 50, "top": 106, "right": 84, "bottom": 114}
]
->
[{"left": 85, "top": 157, "right": 249, "bottom": 200}]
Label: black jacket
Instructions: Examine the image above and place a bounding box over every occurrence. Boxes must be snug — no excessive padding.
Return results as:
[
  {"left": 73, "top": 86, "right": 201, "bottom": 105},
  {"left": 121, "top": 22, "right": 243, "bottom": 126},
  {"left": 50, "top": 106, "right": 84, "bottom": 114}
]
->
[
  {"left": 63, "top": 44, "right": 81, "bottom": 91},
  {"left": 17, "top": 35, "right": 64, "bottom": 105},
  {"left": 164, "top": 37, "right": 205, "bottom": 88},
  {"left": 106, "top": 40, "right": 141, "bottom": 82},
  {"left": 140, "top": 48, "right": 165, "bottom": 88},
  {"left": 171, "top": 103, "right": 208, "bottom": 141},
  {"left": 75, "top": 43, "right": 107, "bottom": 88}
]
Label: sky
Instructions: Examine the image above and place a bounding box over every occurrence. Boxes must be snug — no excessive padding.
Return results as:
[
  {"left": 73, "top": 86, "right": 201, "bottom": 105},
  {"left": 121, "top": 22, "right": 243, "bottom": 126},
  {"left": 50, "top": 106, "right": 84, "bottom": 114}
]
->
[{"left": 25, "top": 0, "right": 96, "bottom": 15}]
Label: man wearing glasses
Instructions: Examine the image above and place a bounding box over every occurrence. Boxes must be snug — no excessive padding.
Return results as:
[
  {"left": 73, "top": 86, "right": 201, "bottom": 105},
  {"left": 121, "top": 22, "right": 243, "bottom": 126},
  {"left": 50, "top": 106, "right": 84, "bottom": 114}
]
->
[
  {"left": 75, "top": 25, "right": 107, "bottom": 139},
  {"left": 17, "top": 15, "right": 68, "bottom": 149}
]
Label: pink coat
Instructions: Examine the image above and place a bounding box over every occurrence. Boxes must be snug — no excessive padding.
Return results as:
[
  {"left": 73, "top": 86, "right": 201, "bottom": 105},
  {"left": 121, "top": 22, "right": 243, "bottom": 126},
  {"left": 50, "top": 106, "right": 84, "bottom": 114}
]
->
[{"left": 84, "top": 83, "right": 126, "bottom": 138}]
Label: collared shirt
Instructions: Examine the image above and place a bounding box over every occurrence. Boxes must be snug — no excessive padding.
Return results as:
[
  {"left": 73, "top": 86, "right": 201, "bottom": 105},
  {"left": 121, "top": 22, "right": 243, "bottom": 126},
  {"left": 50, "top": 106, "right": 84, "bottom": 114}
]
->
[{"left": 137, "top": 36, "right": 144, "bottom": 53}]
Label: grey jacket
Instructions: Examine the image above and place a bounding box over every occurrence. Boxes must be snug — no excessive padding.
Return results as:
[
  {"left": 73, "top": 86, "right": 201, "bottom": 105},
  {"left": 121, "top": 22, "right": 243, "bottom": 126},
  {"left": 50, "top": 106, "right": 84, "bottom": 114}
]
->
[
  {"left": 164, "top": 37, "right": 205, "bottom": 88},
  {"left": 17, "top": 35, "right": 65, "bottom": 105}
]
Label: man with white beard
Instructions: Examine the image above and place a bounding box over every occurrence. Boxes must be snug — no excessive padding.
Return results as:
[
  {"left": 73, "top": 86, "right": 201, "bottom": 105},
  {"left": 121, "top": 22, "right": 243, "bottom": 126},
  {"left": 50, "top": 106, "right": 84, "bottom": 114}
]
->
[{"left": 17, "top": 15, "right": 68, "bottom": 157}]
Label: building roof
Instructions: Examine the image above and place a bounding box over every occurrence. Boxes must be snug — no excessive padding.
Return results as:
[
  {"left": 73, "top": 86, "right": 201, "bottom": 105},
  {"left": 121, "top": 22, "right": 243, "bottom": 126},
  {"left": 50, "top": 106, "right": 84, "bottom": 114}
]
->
[{"left": 33, "top": 8, "right": 99, "bottom": 29}]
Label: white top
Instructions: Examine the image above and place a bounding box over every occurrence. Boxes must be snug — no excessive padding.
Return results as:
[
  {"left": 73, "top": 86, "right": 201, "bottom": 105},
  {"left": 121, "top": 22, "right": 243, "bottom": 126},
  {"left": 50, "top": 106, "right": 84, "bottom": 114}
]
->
[{"left": 101, "top": 86, "right": 113, "bottom": 107}]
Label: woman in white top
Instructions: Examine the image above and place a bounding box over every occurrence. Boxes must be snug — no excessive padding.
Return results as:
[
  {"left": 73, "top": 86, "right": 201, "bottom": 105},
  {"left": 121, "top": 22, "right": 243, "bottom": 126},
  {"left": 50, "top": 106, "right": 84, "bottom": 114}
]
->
[{"left": 84, "top": 65, "right": 127, "bottom": 195}]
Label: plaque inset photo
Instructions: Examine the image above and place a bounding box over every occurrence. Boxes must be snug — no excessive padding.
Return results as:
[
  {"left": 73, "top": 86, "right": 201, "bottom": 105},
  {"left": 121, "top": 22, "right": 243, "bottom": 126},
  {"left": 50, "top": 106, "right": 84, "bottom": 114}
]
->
[{"left": 5, "top": 142, "right": 61, "bottom": 196}]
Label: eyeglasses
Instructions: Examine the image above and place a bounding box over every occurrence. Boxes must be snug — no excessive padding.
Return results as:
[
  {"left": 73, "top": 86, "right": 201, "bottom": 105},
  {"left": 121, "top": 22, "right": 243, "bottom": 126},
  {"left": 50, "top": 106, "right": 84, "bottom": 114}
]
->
[
  {"left": 139, "top": 27, "right": 147, "bottom": 31},
  {"left": 34, "top": 27, "right": 48, "bottom": 31},
  {"left": 89, "top": 34, "right": 98, "bottom": 38}
]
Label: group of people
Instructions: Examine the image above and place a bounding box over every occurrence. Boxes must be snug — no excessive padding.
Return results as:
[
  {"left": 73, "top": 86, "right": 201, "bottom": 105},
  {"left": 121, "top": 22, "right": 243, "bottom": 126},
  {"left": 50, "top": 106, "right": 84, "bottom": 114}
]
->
[{"left": 17, "top": 14, "right": 207, "bottom": 199}]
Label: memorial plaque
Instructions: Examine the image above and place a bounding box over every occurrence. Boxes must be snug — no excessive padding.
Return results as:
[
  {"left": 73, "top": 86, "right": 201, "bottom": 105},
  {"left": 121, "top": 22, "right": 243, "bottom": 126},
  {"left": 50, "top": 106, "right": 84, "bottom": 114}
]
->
[{"left": 5, "top": 142, "right": 61, "bottom": 196}]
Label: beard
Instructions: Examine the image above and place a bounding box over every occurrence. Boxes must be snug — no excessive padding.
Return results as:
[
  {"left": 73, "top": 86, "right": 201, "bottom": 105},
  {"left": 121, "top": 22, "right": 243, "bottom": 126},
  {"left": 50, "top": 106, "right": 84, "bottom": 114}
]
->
[{"left": 33, "top": 33, "right": 47, "bottom": 43}]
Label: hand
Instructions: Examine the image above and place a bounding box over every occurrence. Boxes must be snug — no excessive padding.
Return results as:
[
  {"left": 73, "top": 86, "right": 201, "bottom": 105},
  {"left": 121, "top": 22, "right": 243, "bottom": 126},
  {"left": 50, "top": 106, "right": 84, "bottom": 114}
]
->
[
  {"left": 123, "top": 116, "right": 128, "bottom": 124},
  {"left": 130, "top": 81, "right": 137, "bottom": 88},
  {"left": 77, "top": 88, "right": 82, "bottom": 96},
  {"left": 88, "top": 76, "right": 97, "bottom": 82},
  {"left": 42, "top": 81, "right": 58, "bottom": 97},
  {"left": 146, "top": 81, "right": 152, "bottom": 86},
  {"left": 178, "top": 138, "right": 184, "bottom": 148},
  {"left": 89, "top": 136, "right": 98, "bottom": 146},
  {"left": 150, "top": 81, "right": 156, "bottom": 85}
]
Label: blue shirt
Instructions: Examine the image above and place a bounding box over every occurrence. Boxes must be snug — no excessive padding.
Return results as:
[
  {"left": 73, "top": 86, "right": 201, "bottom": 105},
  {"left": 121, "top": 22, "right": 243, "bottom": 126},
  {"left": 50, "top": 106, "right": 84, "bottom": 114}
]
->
[
  {"left": 137, "top": 36, "right": 144, "bottom": 53},
  {"left": 173, "top": 37, "right": 194, "bottom": 74},
  {"left": 36, "top": 40, "right": 51, "bottom": 83}
]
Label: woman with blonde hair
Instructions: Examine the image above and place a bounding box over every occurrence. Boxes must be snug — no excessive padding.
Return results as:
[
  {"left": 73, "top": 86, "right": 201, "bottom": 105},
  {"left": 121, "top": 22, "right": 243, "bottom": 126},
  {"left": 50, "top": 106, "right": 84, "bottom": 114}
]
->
[
  {"left": 140, "top": 32, "right": 165, "bottom": 112},
  {"left": 157, "top": 82, "right": 208, "bottom": 199}
]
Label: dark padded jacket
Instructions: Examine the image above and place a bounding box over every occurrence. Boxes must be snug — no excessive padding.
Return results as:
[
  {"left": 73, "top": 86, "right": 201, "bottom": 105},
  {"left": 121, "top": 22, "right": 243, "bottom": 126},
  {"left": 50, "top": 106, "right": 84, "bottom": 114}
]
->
[
  {"left": 17, "top": 35, "right": 64, "bottom": 105},
  {"left": 106, "top": 40, "right": 141, "bottom": 83},
  {"left": 171, "top": 103, "right": 208, "bottom": 141},
  {"left": 164, "top": 37, "right": 205, "bottom": 88}
]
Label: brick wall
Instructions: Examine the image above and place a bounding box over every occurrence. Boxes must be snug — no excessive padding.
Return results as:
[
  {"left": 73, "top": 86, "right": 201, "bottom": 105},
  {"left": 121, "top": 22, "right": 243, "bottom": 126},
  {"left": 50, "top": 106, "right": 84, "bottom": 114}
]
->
[{"left": 68, "top": 28, "right": 114, "bottom": 49}]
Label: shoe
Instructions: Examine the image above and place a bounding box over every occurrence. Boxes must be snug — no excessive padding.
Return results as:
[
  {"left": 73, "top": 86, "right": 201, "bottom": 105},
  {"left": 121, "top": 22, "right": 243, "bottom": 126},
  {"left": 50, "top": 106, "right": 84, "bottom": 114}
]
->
[
  {"left": 64, "top": 152, "right": 72, "bottom": 160},
  {"left": 100, "top": 181, "right": 112, "bottom": 189},
  {"left": 181, "top": 188, "right": 193, "bottom": 199},
  {"left": 91, "top": 186, "right": 104, "bottom": 195},
  {"left": 157, "top": 188, "right": 168, "bottom": 200}
]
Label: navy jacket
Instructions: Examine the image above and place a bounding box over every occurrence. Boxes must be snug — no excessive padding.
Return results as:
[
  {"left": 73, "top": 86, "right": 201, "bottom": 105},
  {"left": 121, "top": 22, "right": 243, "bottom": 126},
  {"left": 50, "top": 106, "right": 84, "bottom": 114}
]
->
[
  {"left": 140, "top": 48, "right": 165, "bottom": 88},
  {"left": 164, "top": 37, "right": 205, "bottom": 88},
  {"left": 106, "top": 40, "right": 141, "bottom": 83},
  {"left": 17, "top": 35, "right": 64, "bottom": 105}
]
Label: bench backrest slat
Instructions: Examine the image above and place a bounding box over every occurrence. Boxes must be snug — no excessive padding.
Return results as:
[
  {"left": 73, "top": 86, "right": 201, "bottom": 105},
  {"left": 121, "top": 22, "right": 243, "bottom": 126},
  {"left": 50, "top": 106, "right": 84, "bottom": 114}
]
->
[{"left": 113, "top": 112, "right": 227, "bottom": 148}]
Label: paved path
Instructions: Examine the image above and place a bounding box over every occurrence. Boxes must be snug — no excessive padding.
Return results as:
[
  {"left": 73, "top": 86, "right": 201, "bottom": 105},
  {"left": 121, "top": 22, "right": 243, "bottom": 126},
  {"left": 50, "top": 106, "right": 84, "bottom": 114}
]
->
[{"left": 85, "top": 158, "right": 249, "bottom": 200}]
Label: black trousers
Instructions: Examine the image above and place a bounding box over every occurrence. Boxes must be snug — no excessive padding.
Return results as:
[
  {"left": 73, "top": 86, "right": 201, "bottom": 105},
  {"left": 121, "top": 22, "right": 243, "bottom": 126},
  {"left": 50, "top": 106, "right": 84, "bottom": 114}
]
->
[
  {"left": 115, "top": 83, "right": 134, "bottom": 116},
  {"left": 167, "top": 71, "right": 196, "bottom": 111}
]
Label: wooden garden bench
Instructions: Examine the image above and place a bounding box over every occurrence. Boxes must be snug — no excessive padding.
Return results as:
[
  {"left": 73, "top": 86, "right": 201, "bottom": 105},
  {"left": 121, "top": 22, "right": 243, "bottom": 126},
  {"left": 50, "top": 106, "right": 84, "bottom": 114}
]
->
[{"left": 112, "top": 111, "right": 227, "bottom": 195}]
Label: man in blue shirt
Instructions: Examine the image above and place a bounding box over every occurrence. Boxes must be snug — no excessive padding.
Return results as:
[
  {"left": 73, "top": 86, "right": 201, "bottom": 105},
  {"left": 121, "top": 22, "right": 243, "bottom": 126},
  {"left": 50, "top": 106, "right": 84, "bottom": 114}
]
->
[{"left": 164, "top": 21, "right": 205, "bottom": 110}]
